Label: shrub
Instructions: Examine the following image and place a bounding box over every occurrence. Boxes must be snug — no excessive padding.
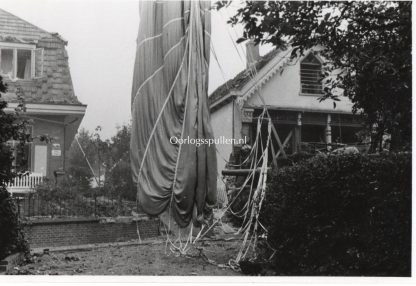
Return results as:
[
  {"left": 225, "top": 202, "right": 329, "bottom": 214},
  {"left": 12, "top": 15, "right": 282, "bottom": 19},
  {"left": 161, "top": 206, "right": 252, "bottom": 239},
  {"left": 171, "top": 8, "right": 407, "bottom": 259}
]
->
[
  {"left": 0, "top": 75, "right": 29, "bottom": 260},
  {"left": 0, "top": 187, "right": 29, "bottom": 260},
  {"left": 261, "top": 152, "right": 411, "bottom": 276},
  {"left": 227, "top": 152, "right": 314, "bottom": 226}
]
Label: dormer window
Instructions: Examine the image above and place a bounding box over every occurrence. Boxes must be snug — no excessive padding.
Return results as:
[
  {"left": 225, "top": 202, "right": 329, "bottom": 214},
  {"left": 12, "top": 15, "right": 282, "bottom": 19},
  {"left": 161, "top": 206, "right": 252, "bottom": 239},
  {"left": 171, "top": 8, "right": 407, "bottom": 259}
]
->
[
  {"left": 300, "top": 53, "right": 322, "bottom": 95},
  {"left": 0, "top": 44, "right": 43, "bottom": 80}
]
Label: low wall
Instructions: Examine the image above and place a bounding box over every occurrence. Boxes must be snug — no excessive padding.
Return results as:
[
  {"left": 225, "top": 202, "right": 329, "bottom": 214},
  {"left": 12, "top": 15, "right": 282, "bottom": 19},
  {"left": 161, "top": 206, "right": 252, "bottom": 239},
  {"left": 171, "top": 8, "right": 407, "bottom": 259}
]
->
[{"left": 23, "top": 216, "right": 160, "bottom": 249}]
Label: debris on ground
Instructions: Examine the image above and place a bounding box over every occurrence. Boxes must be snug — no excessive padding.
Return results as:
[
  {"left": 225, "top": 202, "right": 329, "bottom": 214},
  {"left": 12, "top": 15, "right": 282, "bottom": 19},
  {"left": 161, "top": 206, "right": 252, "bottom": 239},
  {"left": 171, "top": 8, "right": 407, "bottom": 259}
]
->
[{"left": 6, "top": 239, "right": 242, "bottom": 276}]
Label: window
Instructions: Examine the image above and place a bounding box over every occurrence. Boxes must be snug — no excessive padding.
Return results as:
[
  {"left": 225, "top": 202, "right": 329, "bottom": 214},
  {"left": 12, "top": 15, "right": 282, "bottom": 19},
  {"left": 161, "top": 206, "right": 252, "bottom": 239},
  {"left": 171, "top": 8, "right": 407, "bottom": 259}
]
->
[
  {"left": 16, "top": 49, "right": 32, "bottom": 79},
  {"left": 300, "top": 53, "right": 322, "bottom": 95},
  {"left": 0, "top": 46, "right": 43, "bottom": 80},
  {"left": 6, "top": 125, "right": 33, "bottom": 173},
  {"left": 0, "top": 49, "right": 13, "bottom": 76}
]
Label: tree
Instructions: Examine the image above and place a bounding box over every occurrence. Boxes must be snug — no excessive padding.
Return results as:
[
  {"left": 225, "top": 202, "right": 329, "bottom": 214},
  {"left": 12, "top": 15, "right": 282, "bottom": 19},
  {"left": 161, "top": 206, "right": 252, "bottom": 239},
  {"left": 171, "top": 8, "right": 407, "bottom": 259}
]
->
[
  {"left": 106, "top": 124, "right": 135, "bottom": 201},
  {"left": 90, "top": 126, "right": 110, "bottom": 189},
  {"left": 67, "top": 128, "right": 96, "bottom": 192},
  {"left": 0, "top": 82, "right": 28, "bottom": 185},
  {"left": 217, "top": 1, "right": 411, "bottom": 152},
  {"left": 0, "top": 76, "right": 29, "bottom": 259}
]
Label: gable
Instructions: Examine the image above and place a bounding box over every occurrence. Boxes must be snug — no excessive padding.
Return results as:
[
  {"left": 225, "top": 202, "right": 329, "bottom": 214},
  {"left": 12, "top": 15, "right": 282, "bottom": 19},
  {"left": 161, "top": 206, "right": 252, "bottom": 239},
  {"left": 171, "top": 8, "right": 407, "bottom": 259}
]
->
[{"left": 245, "top": 52, "right": 354, "bottom": 114}]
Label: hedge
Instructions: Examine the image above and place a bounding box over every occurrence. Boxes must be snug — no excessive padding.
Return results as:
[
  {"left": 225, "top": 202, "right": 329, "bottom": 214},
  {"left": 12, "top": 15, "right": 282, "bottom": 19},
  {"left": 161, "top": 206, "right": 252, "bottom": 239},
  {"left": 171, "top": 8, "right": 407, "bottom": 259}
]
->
[
  {"left": 261, "top": 152, "right": 411, "bottom": 276},
  {"left": 0, "top": 186, "right": 29, "bottom": 260},
  {"left": 227, "top": 152, "right": 314, "bottom": 226}
]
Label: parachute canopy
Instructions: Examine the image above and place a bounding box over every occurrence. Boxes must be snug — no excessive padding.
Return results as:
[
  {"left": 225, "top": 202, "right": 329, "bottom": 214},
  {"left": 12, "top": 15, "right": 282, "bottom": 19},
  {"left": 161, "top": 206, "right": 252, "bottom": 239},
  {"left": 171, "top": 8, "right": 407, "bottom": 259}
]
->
[{"left": 130, "top": 0, "right": 217, "bottom": 227}]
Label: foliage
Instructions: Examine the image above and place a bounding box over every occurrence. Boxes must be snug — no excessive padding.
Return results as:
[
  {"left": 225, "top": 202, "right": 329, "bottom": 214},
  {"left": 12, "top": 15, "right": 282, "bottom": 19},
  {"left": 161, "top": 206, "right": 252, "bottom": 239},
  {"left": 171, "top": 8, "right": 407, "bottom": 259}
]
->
[
  {"left": 0, "top": 187, "right": 29, "bottom": 260},
  {"left": 0, "top": 76, "right": 29, "bottom": 259},
  {"left": 261, "top": 153, "right": 411, "bottom": 276},
  {"left": 105, "top": 124, "right": 135, "bottom": 201},
  {"left": 67, "top": 127, "right": 111, "bottom": 191},
  {"left": 0, "top": 79, "right": 28, "bottom": 186},
  {"left": 217, "top": 1, "right": 411, "bottom": 152},
  {"left": 67, "top": 128, "right": 96, "bottom": 192},
  {"left": 67, "top": 124, "right": 135, "bottom": 201},
  {"left": 227, "top": 152, "right": 314, "bottom": 226},
  {"left": 32, "top": 178, "right": 136, "bottom": 218}
]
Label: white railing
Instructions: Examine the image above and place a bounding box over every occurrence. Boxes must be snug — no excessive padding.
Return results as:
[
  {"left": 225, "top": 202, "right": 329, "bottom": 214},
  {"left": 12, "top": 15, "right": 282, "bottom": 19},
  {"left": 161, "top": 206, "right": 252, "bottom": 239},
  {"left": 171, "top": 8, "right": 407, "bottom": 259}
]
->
[{"left": 6, "top": 172, "right": 44, "bottom": 194}]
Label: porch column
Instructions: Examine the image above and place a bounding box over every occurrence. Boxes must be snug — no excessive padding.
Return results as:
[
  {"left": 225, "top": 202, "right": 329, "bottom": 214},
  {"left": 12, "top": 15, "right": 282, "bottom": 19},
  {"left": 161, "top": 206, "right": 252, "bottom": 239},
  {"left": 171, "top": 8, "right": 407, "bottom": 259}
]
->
[
  {"left": 325, "top": 114, "right": 332, "bottom": 146},
  {"left": 292, "top": 112, "right": 302, "bottom": 153}
]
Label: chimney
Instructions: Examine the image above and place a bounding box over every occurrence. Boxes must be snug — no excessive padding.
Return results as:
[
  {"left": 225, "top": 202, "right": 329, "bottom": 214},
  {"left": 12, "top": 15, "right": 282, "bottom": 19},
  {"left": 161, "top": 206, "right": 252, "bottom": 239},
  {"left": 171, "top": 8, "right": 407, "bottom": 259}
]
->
[{"left": 246, "top": 40, "right": 260, "bottom": 69}]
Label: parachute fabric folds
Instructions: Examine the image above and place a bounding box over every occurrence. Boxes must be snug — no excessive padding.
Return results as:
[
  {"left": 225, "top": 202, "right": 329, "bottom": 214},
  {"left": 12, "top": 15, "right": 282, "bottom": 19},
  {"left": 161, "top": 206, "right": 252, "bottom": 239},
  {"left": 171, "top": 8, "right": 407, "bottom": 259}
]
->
[{"left": 130, "top": 1, "right": 217, "bottom": 228}]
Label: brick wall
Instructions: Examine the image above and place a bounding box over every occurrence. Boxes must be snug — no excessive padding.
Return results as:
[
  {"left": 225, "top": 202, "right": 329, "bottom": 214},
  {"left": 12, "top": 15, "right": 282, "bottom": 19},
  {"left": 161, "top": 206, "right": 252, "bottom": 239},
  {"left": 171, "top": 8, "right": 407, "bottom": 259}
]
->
[{"left": 23, "top": 217, "right": 160, "bottom": 249}]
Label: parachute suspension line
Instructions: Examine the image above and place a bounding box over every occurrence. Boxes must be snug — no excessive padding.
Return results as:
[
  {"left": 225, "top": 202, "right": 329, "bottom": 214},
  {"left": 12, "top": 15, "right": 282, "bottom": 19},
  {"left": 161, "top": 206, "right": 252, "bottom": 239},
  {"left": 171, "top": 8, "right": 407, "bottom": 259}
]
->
[
  {"left": 210, "top": 41, "right": 258, "bottom": 168},
  {"left": 210, "top": 40, "right": 230, "bottom": 92},
  {"left": 191, "top": 112, "right": 268, "bottom": 244},
  {"left": 75, "top": 135, "right": 100, "bottom": 187},
  {"left": 220, "top": 9, "right": 245, "bottom": 64},
  {"left": 229, "top": 114, "right": 263, "bottom": 221},
  {"left": 165, "top": 1, "right": 198, "bottom": 256},
  {"left": 160, "top": 5, "right": 279, "bottom": 265},
  {"left": 231, "top": 118, "right": 272, "bottom": 265},
  {"left": 193, "top": 14, "right": 278, "bottom": 263}
]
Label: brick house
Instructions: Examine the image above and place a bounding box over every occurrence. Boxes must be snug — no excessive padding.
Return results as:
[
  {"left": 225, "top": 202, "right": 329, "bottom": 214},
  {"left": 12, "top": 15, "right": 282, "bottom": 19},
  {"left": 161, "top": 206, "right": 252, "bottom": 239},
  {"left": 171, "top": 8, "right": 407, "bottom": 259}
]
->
[
  {"left": 0, "top": 8, "right": 86, "bottom": 189},
  {"left": 210, "top": 43, "right": 363, "bottom": 174}
]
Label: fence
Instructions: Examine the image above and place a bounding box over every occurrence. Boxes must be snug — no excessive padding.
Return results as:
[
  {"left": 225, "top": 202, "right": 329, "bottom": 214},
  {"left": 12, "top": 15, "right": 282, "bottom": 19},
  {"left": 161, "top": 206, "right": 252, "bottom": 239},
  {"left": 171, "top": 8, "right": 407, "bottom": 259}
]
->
[
  {"left": 12, "top": 192, "right": 139, "bottom": 219},
  {"left": 6, "top": 172, "right": 44, "bottom": 194},
  {"left": 10, "top": 176, "right": 141, "bottom": 219}
]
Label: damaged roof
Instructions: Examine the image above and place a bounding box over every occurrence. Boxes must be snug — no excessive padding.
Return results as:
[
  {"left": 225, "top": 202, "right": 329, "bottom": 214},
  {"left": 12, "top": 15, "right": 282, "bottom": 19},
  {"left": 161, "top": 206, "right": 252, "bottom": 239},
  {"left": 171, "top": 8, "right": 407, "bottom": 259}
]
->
[{"left": 209, "top": 49, "right": 282, "bottom": 106}]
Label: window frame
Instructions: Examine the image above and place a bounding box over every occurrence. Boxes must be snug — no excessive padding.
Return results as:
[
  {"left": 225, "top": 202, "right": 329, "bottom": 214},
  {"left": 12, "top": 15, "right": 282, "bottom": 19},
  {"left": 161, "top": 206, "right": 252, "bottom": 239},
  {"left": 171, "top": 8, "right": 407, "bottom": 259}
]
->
[
  {"left": 0, "top": 42, "right": 43, "bottom": 81},
  {"left": 299, "top": 52, "right": 324, "bottom": 96},
  {"left": 6, "top": 125, "right": 33, "bottom": 173}
]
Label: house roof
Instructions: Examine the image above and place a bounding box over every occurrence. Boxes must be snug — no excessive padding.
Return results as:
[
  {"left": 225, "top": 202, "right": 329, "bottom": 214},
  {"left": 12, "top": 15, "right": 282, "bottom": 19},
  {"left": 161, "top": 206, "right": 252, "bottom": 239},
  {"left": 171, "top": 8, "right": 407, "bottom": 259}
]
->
[
  {"left": 0, "top": 8, "right": 61, "bottom": 43},
  {"left": 0, "top": 9, "right": 81, "bottom": 106},
  {"left": 209, "top": 49, "right": 281, "bottom": 106}
]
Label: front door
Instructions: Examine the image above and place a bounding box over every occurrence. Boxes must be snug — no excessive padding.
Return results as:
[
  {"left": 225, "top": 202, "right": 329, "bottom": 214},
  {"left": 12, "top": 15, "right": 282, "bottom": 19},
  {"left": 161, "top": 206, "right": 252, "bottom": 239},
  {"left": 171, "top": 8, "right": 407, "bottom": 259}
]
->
[{"left": 34, "top": 145, "right": 47, "bottom": 176}]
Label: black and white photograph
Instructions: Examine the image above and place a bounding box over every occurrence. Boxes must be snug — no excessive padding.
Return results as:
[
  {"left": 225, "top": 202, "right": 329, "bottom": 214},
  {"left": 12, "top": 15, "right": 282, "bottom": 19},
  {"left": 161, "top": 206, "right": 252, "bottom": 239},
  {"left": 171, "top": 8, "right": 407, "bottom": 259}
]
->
[{"left": 0, "top": 0, "right": 413, "bottom": 284}]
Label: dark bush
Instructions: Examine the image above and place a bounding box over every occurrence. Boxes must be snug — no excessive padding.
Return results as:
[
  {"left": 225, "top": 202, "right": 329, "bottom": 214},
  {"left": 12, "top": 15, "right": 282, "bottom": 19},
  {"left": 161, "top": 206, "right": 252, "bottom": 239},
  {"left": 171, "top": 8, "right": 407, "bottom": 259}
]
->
[
  {"left": 227, "top": 152, "right": 314, "bottom": 226},
  {"left": 0, "top": 186, "right": 29, "bottom": 260},
  {"left": 261, "top": 152, "right": 411, "bottom": 276}
]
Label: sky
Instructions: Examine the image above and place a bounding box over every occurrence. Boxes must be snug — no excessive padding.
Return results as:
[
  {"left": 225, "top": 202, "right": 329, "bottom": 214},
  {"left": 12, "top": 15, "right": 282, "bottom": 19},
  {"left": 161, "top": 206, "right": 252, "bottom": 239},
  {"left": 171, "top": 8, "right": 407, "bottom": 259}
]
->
[{"left": 0, "top": 0, "right": 269, "bottom": 139}]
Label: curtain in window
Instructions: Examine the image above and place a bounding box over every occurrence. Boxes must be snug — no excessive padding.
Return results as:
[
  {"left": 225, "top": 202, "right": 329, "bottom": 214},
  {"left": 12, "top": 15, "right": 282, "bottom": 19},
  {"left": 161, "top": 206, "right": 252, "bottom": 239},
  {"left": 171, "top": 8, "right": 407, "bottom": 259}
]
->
[
  {"left": 0, "top": 49, "right": 13, "bottom": 76},
  {"left": 24, "top": 58, "right": 31, "bottom": 79}
]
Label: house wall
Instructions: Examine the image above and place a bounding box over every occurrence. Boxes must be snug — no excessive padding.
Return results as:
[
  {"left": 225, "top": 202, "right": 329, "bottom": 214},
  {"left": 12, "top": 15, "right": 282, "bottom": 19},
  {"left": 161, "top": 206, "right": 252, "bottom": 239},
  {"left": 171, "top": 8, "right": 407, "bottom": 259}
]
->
[
  {"left": 30, "top": 115, "right": 72, "bottom": 178},
  {"left": 245, "top": 57, "right": 354, "bottom": 113},
  {"left": 210, "top": 102, "right": 242, "bottom": 174},
  {"left": 211, "top": 54, "right": 360, "bottom": 176}
]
